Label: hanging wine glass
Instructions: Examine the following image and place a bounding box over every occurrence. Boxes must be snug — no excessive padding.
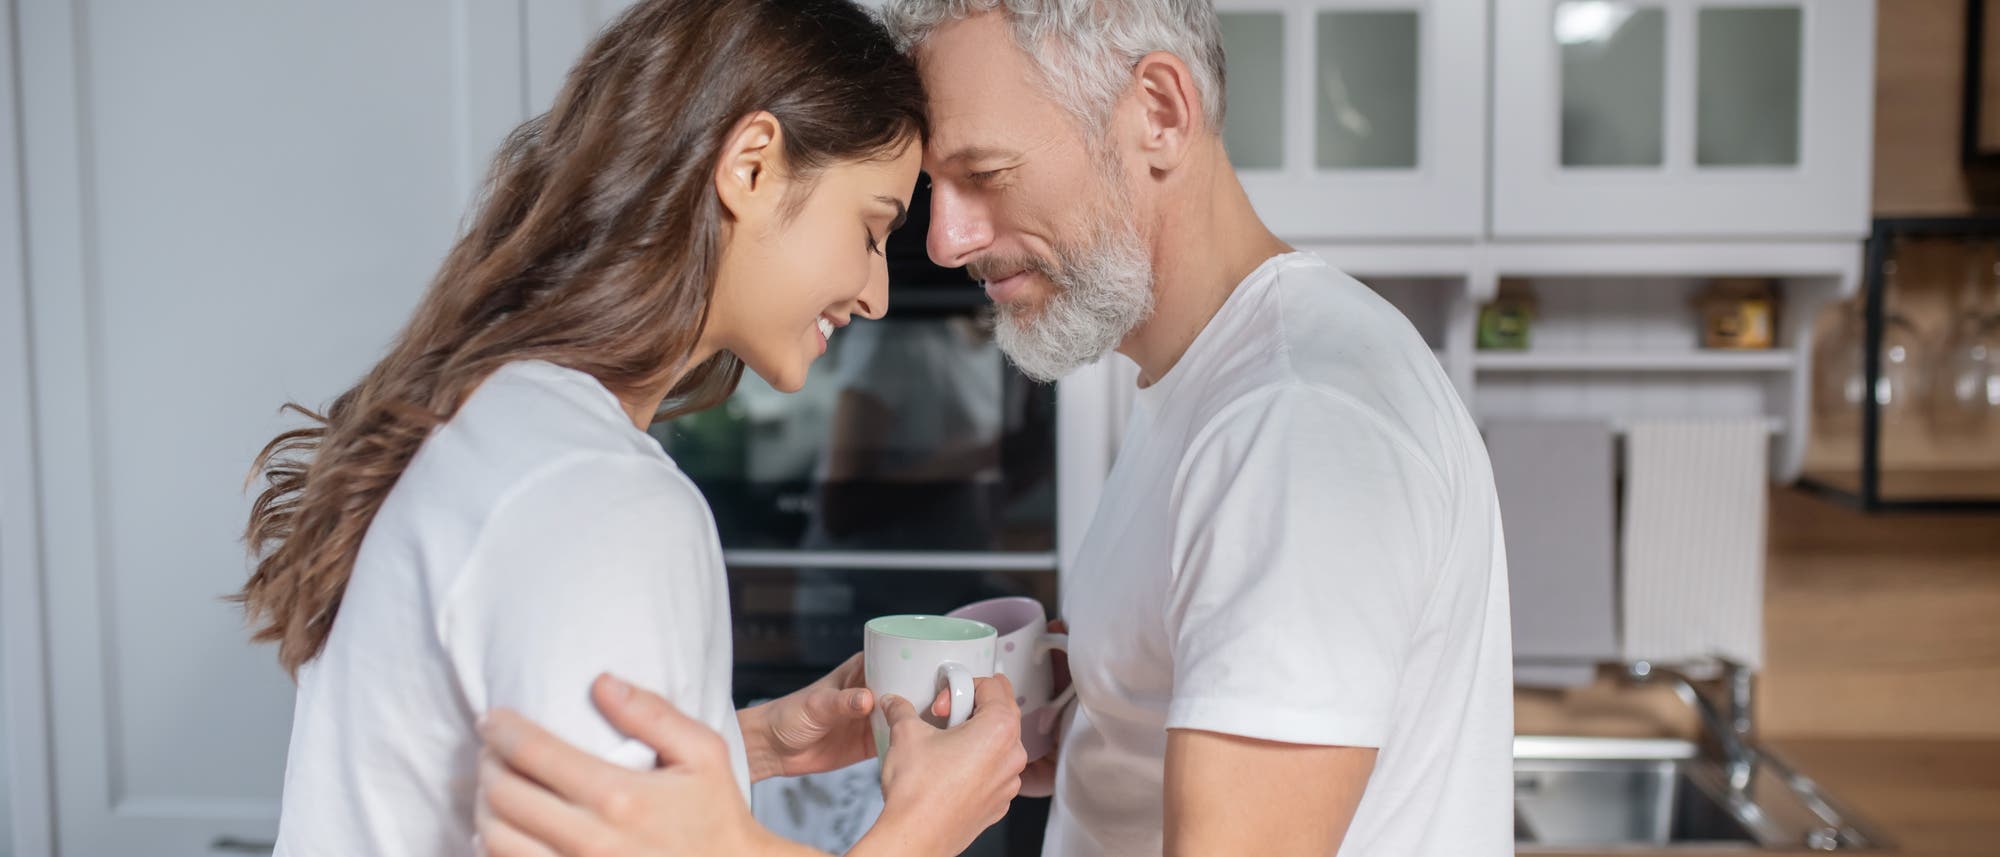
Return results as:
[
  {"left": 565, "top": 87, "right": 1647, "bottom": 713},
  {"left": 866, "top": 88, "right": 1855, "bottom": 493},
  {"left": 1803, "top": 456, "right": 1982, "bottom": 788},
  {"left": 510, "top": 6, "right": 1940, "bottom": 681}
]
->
[
  {"left": 1813, "top": 299, "right": 1862, "bottom": 434},
  {"left": 1928, "top": 250, "right": 2000, "bottom": 443},
  {"left": 1814, "top": 258, "right": 1928, "bottom": 436}
]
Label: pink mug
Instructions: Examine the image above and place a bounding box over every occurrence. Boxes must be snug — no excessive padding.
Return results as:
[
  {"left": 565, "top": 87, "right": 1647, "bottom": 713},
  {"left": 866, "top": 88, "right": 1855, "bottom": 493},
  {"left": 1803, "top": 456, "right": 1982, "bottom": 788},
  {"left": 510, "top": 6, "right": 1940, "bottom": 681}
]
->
[{"left": 946, "top": 596, "right": 1074, "bottom": 760}]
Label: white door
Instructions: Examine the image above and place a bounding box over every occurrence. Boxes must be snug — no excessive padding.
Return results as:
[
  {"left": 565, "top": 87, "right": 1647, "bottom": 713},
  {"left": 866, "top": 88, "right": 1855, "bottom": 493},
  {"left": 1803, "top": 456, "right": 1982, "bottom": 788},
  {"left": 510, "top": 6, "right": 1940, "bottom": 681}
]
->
[
  {"left": 1216, "top": 0, "right": 1487, "bottom": 240},
  {"left": 13, "top": 1, "right": 523, "bottom": 853},
  {"left": 1490, "top": 0, "right": 1875, "bottom": 238}
]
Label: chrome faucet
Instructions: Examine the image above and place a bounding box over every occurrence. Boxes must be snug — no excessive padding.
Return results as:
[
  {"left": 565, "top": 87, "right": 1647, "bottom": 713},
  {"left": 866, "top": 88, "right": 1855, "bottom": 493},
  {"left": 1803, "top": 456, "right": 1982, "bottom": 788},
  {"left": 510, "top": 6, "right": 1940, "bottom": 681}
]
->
[
  {"left": 1625, "top": 657, "right": 1757, "bottom": 792},
  {"left": 1618, "top": 658, "right": 1880, "bottom": 849}
]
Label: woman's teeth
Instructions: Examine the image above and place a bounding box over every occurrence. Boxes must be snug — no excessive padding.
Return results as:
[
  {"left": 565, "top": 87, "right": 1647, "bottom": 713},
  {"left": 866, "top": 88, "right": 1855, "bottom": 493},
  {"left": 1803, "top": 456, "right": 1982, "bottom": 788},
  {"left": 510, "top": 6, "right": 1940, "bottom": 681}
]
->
[{"left": 817, "top": 317, "right": 835, "bottom": 342}]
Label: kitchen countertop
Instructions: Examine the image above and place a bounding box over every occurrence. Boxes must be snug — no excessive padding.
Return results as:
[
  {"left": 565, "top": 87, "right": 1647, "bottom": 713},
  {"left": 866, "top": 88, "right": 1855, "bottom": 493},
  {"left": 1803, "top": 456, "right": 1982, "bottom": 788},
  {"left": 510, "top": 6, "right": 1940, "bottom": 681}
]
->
[{"left": 1538, "top": 738, "right": 2000, "bottom": 857}]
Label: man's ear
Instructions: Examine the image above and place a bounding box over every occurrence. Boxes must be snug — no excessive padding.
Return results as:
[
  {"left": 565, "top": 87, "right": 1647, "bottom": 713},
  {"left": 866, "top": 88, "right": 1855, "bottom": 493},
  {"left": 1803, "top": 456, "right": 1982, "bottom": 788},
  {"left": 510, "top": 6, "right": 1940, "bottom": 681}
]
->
[{"left": 1129, "top": 50, "right": 1204, "bottom": 173}]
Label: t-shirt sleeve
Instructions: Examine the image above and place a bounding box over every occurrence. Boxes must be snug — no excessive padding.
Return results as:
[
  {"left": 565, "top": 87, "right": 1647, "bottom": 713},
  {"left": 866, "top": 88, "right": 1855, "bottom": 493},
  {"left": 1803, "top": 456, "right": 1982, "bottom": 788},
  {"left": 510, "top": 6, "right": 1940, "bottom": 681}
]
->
[
  {"left": 439, "top": 453, "right": 727, "bottom": 770},
  {"left": 1163, "top": 386, "right": 1450, "bottom": 748}
]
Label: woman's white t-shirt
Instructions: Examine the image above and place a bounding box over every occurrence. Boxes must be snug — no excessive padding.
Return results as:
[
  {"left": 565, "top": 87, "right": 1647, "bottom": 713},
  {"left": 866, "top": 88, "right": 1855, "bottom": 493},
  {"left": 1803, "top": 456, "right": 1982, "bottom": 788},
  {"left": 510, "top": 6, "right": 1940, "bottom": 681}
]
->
[{"left": 271, "top": 360, "right": 749, "bottom": 857}]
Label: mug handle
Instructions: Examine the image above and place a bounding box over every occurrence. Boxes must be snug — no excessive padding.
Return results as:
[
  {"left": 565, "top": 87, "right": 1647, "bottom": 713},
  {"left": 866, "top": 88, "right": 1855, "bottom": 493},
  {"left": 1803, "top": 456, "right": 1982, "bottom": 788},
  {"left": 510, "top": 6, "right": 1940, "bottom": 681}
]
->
[
  {"left": 1035, "top": 633, "right": 1076, "bottom": 711},
  {"left": 938, "top": 661, "right": 976, "bottom": 728}
]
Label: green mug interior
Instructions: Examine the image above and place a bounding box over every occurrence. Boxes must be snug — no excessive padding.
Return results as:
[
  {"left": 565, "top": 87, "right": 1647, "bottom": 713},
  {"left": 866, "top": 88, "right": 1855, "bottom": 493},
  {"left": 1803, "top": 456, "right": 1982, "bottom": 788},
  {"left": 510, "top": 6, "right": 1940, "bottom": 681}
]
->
[{"left": 865, "top": 614, "right": 995, "bottom": 642}]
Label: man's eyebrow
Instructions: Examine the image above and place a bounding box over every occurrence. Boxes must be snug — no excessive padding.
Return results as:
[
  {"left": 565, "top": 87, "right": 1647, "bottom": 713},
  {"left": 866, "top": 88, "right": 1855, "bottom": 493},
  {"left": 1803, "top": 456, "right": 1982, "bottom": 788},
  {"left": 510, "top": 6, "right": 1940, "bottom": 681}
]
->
[
  {"left": 932, "top": 144, "right": 1022, "bottom": 166},
  {"left": 873, "top": 195, "right": 909, "bottom": 232}
]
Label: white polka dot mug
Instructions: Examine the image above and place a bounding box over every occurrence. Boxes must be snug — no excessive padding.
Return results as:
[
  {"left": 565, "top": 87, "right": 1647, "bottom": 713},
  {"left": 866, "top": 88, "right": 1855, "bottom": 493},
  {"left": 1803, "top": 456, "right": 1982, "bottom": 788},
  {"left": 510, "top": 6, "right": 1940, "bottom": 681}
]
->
[{"left": 862, "top": 614, "right": 998, "bottom": 759}]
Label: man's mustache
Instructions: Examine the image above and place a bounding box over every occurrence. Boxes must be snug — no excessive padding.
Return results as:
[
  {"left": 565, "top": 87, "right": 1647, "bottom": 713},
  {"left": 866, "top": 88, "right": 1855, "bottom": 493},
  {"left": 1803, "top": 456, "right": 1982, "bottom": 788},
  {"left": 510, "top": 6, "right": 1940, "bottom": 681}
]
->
[{"left": 967, "top": 253, "right": 1054, "bottom": 284}]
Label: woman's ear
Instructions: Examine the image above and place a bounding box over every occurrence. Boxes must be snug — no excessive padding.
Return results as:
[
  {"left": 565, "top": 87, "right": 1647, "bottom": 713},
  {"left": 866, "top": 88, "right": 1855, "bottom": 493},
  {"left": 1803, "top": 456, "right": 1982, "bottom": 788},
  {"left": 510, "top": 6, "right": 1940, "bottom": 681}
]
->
[{"left": 715, "top": 111, "right": 785, "bottom": 224}]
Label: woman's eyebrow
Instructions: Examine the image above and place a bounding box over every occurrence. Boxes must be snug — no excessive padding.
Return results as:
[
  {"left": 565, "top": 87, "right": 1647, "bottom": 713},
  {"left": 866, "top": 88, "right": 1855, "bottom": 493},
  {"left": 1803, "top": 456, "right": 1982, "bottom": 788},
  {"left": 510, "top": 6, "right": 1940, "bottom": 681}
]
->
[{"left": 874, "top": 195, "right": 909, "bottom": 232}]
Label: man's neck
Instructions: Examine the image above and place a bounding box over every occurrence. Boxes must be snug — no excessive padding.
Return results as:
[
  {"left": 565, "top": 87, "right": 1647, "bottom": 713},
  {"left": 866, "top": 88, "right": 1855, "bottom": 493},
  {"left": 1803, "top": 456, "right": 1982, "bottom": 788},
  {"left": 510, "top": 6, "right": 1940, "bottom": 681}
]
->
[{"left": 1117, "top": 150, "right": 1290, "bottom": 388}]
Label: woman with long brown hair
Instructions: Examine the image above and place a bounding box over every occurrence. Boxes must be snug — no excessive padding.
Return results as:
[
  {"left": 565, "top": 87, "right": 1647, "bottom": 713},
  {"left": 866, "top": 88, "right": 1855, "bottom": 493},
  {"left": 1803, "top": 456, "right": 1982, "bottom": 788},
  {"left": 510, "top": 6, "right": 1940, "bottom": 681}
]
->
[{"left": 237, "top": 1, "right": 1023, "bottom": 854}]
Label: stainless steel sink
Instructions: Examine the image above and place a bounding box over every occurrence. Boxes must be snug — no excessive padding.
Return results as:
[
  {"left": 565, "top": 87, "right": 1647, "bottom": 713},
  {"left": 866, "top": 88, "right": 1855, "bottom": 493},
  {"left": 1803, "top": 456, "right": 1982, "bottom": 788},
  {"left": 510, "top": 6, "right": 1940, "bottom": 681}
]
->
[{"left": 1513, "top": 736, "right": 1884, "bottom": 852}]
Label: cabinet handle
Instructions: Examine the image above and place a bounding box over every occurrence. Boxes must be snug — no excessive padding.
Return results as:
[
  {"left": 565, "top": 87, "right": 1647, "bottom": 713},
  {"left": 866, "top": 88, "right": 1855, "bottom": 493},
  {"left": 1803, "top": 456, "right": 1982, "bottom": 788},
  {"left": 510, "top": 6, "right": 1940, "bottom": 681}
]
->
[
  {"left": 210, "top": 837, "right": 275, "bottom": 854},
  {"left": 720, "top": 549, "right": 1059, "bottom": 571}
]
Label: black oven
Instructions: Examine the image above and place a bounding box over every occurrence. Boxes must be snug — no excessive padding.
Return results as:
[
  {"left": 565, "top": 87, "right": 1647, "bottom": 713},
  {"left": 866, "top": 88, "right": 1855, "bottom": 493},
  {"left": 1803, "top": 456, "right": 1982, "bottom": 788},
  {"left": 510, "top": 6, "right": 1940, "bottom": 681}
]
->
[
  {"left": 648, "top": 175, "right": 1057, "bottom": 856},
  {"left": 647, "top": 172, "right": 1059, "bottom": 559}
]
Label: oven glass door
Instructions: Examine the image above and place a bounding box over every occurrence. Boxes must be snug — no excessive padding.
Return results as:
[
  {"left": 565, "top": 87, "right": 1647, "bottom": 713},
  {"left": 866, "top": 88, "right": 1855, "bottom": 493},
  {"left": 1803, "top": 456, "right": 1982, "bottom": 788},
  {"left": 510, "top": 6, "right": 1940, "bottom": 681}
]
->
[{"left": 650, "top": 314, "right": 1056, "bottom": 554}]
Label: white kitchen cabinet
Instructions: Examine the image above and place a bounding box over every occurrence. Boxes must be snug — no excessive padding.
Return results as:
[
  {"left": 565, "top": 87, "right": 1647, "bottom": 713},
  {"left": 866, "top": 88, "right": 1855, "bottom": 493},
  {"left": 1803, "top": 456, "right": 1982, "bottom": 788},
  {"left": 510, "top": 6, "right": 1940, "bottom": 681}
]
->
[
  {"left": 1490, "top": 0, "right": 1875, "bottom": 239},
  {"left": 8, "top": 1, "right": 526, "bottom": 854},
  {"left": 1215, "top": 0, "right": 1487, "bottom": 240}
]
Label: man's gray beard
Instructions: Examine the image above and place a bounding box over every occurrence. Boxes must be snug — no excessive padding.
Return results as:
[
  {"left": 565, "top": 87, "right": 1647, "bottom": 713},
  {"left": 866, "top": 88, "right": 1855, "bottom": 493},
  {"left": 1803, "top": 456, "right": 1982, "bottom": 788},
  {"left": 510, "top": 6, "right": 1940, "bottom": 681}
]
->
[{"left": 990, "top": 214, "right": 1155, "bottom": 383}]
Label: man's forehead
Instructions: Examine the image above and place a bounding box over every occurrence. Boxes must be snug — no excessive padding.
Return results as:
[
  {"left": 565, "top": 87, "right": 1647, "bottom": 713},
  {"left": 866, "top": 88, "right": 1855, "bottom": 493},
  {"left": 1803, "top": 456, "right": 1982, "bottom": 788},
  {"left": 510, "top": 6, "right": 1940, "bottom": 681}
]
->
[
  {"left": 918, "top": 71, "right": 1070, "bottom": 169},
  {"left": 912, "top": 16, "right": 1053, "bottom": 139}
]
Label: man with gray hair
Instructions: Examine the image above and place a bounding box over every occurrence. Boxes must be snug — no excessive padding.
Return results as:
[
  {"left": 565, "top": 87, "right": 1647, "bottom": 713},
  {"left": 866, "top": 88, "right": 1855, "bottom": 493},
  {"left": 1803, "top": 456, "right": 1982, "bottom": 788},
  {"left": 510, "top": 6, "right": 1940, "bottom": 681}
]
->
[
  {"left": 476, "top": 1, "right": 1513, "bottom": 855},
  {"left": 869, "top": 2, "right": 1513, "bottom": 854}
]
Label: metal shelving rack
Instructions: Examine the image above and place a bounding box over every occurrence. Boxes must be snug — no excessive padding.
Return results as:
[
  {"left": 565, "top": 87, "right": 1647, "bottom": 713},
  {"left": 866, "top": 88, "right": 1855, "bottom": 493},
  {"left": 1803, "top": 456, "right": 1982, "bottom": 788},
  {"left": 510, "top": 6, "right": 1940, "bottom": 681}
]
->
[{"left": 1798, "top": 217, "right": 2000, "bottom": 512}]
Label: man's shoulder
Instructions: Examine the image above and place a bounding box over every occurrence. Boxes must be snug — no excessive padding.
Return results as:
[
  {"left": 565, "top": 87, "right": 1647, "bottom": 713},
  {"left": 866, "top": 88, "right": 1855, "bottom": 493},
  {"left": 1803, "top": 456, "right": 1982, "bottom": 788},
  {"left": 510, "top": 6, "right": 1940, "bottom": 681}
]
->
[{"left": 1180, "top": 380, "right": 1418, "bottom": 464}]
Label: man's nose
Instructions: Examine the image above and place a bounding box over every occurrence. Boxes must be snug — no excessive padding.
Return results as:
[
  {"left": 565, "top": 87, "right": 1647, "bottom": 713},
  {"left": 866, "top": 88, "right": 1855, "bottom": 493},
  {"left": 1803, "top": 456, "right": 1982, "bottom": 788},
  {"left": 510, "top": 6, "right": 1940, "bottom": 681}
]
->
[{"left": 926, "top": 182, "right": 994, "bottom": 269}]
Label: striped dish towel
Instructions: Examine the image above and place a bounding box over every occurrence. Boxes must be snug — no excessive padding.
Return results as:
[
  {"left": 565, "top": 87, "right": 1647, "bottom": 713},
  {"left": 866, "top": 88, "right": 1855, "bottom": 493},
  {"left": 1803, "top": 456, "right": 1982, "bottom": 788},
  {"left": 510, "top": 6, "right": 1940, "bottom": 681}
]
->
[{"left": 1619, "top": 419, "right": 1769, "bottom": 670}]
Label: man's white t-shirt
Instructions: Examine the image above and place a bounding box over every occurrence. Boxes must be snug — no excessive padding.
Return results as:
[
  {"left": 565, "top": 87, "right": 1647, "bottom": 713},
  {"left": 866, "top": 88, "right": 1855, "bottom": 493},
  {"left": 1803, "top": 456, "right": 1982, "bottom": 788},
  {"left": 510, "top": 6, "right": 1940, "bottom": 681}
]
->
[
  {"left": 1045, "top": 253, "right": 1513, "bottom": 856},
  {"left": 272, "top": 360, "right": 750, "bottom": 857}
]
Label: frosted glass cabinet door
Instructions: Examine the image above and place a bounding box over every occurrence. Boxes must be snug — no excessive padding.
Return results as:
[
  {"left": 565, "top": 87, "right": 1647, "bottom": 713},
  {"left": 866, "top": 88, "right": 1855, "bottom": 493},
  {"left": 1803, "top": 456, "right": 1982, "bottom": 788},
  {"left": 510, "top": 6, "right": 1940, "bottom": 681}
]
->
[
  {"left": 1696, "top": 6, "right": 1804, "bottom": 167},
  {"left": 1220, "top": 0, "right": 1487, "bottom": 240},
  {"left": 1492, "top": 0, "right": 1873, "bottom": 238},
  {"left": 1558, "top": 4, "right": 1667, "bottom": 167},
  {"left": 1221, "top": 12, "right": 1287, "bottom": 170},
  {"left": 1314, "top": 11, "right": 1421, "bottom": 170}
]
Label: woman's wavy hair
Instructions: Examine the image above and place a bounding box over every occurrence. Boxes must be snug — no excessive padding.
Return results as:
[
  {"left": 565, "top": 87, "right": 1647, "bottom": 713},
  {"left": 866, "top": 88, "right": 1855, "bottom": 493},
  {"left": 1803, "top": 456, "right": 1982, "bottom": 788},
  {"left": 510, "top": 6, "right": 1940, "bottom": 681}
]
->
[{"left": 237, "top": 0, "right": 927, "bottom": 676}]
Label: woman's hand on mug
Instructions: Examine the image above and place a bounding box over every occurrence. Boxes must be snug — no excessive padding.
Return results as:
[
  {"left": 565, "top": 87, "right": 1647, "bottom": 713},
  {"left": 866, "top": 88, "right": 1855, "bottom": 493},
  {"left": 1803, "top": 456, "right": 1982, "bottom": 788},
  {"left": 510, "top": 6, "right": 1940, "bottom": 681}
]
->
[
  {"left": 856, "top": 674, "right": 1027, "bottom": 857},
  {"left": 739, "top": 652, "right": 877, "bottom": 780},
  {"left": 476, "top": 674, "right": 813, "bottom": 857},
  {"left": 739, "top": 650, "right": 952, "bottom": 780}
]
